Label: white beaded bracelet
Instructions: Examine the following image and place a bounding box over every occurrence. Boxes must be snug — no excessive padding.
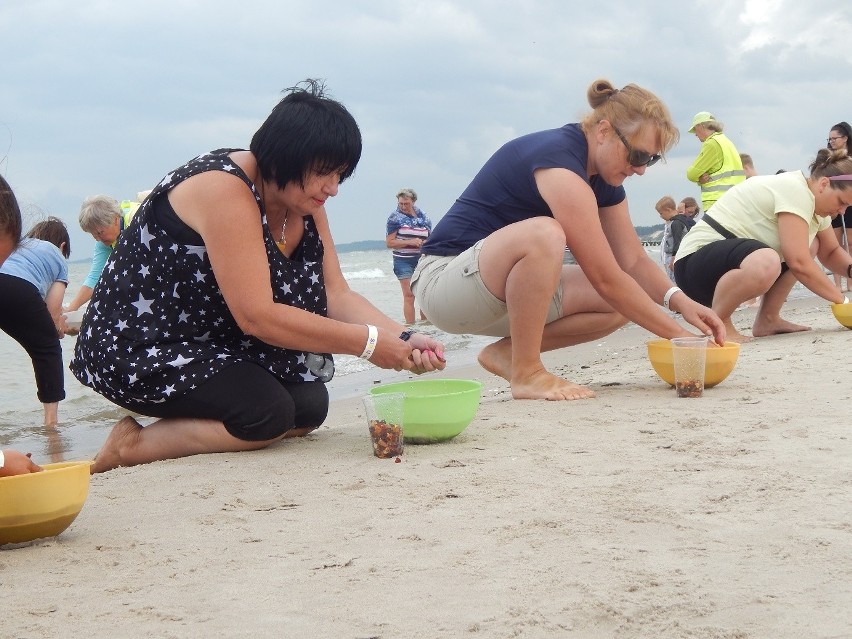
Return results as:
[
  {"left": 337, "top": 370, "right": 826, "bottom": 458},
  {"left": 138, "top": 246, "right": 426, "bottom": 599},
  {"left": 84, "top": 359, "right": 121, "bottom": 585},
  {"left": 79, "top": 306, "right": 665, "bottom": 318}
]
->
[
  {"left": 663, "top": 286, "right": 681, "bottom": 310},
  {"left": 359, "top": 324, "right": 378, "bottom": 359}
]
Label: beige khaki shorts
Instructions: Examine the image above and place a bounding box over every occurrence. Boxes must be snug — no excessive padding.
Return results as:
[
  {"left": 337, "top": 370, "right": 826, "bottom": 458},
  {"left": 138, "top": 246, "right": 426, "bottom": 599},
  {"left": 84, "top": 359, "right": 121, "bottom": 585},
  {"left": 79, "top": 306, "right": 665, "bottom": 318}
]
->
[{"left": 411, "top": 240, "right": 564, "bottom": 337}]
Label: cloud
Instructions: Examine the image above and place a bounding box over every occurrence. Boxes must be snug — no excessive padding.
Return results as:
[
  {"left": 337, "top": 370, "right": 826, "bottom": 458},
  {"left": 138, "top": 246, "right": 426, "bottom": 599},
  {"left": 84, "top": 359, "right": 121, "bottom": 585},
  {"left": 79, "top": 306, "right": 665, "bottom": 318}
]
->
[{"left": 1, "top": 0, "right": 851, "bottom": 258}]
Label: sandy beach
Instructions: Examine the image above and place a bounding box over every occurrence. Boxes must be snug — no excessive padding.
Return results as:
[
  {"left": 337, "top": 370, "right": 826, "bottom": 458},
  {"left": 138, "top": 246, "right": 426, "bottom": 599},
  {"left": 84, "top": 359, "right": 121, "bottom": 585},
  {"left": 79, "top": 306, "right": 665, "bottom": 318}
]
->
[{"left": 3, "top": 296, "right": 851, "bottom": 638}]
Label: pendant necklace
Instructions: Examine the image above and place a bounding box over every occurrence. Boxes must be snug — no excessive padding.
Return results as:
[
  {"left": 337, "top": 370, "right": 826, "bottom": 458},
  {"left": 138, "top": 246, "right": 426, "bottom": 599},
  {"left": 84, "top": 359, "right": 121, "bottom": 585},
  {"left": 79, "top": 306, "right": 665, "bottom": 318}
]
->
[
  {"left": 276, "top": 210, "right": 289, "bottom": 254},
  {"left": 258, "top": 177, "right": 289, "bottom": 254}
]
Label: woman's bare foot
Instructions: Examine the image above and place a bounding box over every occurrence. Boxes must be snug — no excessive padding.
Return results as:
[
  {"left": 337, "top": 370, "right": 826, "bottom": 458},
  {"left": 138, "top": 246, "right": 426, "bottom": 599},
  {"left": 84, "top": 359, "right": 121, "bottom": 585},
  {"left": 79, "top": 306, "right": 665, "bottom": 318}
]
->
[
  {"left": 479, "top": 339, "right": 594, "bottom": 400},
  {"left": 90, "top": 416, "right": 143, "bottom": 474},
  {"left": 283, "top": 426, "right": 319, "bottom": 438},
  {"left": 43, "top": 402, "right": 59, "bottom": 427},
  {"left": 719, "top": 319, "right": 753, "bottom": 343},
  {"left": 725, "top": 330, "right": 753, "bottom": 344},
  {"left": 478, "top": 339, "right": 513, "bottom": 381},
  {"left": 752, "top": 316, "right": 811, "bottom": 337},
  {"left": 511, "top": 367, "right": 595, "bottom": 401}
]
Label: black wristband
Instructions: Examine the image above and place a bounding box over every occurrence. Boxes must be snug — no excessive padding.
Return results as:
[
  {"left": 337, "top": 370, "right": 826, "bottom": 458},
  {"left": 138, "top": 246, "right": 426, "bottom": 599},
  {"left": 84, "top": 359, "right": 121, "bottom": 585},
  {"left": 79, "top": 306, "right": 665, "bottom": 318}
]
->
[{"left": 399, "top": 330, "right": 414, "bottom": 341}]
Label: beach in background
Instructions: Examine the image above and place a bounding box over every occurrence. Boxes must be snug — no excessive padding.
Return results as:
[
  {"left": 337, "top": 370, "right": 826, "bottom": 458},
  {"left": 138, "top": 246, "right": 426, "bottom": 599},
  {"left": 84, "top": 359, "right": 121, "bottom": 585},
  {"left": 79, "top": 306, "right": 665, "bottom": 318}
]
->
[{"left": 3, "top": 294, "right": 850, "bottom": 637}]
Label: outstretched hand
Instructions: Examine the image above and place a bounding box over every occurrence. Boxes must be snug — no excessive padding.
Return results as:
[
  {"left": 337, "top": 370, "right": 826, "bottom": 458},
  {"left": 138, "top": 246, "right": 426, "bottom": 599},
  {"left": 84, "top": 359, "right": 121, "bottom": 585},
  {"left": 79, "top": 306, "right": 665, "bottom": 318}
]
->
[{"left": 679, "top": 301, "right": 727, "bottom": 346}]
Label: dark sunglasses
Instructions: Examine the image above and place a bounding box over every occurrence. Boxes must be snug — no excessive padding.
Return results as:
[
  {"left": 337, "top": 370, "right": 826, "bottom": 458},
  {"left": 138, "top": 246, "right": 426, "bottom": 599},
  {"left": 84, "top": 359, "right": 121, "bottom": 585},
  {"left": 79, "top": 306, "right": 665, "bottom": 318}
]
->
[
  {"left": 305, "top": 352, "right": 335, "bottom": 382},
  {"left": 613, "top": 126, "right": 662, "bottom": 168}
]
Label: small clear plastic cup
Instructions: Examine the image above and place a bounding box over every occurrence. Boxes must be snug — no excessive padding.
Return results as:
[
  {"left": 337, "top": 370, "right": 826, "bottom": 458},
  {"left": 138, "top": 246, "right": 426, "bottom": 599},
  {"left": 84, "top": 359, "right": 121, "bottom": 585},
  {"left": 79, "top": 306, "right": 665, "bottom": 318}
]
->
[
  {"left": 363, "top": 393, "right": 405, "bottom": 458},
  {"left": 671, "top": 336, "right": 709, "bottom": 398}
]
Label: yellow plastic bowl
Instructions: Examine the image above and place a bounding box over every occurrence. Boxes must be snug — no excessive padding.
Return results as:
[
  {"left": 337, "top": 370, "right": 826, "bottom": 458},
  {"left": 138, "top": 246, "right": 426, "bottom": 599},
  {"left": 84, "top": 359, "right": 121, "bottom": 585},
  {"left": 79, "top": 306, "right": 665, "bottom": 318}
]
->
[
  {"left": 831, "top": 302, "right": 852, "bottom": 329},
  {"left": 0, "top": 461, "right": 92, "bottom": 545},
  {"left": 646, "top": 339, "right": 740, "bottom": 388}
]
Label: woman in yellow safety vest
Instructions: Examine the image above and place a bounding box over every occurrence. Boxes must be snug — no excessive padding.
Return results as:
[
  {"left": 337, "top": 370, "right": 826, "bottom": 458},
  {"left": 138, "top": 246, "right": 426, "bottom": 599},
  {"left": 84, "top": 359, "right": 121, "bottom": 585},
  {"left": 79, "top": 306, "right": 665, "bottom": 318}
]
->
[{"left": 686, "top": 111, "right": 746, "bottom": 211}]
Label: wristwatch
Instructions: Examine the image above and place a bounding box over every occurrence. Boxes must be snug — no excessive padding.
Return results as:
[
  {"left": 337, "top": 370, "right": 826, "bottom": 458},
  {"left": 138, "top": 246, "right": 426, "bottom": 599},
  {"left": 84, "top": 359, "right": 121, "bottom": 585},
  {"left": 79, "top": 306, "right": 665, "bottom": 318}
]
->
[{"left": 399, "top": 330, "right": 414, "bottom": 342}]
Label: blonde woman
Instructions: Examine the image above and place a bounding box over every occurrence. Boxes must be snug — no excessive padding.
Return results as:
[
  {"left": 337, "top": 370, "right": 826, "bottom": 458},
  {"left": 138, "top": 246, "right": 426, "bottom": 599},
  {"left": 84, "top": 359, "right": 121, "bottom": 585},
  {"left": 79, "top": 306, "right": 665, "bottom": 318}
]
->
[{"left": 412, "top": 79, "right": 725, "bottom": 401}]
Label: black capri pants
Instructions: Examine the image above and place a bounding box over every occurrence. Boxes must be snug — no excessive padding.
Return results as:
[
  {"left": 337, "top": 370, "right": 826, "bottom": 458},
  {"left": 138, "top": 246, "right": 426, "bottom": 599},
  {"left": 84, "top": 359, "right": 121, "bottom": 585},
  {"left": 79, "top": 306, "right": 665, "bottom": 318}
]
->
[
  {"left": 112, "top": 361, "right": 330, "bottom": 441},
  {"left": 674, "top": 238, "right": 783, "bottom": 307},
  {"left": 0, "top": 274, "right": 65, "bottom": 404}
]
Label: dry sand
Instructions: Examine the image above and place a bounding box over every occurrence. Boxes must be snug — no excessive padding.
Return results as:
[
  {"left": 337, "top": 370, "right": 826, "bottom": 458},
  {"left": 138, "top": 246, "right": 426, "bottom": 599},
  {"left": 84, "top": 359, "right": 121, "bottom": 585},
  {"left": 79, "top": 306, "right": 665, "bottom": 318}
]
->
[{"left": 2, "top": 297, "right": 851, "bottom": 638}]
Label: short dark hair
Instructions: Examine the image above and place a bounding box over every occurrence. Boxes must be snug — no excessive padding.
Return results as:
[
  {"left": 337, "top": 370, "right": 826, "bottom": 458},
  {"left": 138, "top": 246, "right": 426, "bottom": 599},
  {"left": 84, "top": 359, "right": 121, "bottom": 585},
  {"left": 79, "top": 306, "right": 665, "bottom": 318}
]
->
[
  {"left": 250, "top": 79, "right": 362, "bottom": 189},
  {"left": 0, "top": 174, "right": 23, "bottom": 250},
  {"left": 27, "top": 216, "right": 71, "bottom": 258}
]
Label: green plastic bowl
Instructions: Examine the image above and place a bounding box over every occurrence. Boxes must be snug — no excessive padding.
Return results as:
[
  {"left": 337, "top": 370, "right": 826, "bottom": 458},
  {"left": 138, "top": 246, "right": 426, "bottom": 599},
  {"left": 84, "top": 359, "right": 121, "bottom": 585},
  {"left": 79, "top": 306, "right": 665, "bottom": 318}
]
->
[{"left": 369, "top": 379, "right": 483, "bottom": 444}]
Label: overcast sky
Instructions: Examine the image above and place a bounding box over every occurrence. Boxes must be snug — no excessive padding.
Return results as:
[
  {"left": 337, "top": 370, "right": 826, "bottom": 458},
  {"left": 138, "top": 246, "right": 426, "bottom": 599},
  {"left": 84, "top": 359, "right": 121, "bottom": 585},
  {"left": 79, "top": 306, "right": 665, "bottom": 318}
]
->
[{"left": 2, "top": 0, "right": 851, "bottom": 259}]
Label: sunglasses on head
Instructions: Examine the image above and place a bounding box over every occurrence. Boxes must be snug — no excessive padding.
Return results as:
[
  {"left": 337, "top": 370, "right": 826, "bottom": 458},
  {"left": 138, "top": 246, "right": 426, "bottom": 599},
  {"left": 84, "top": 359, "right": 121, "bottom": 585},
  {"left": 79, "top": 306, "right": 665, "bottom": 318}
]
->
[
  {"left": 305, "top": 352, "right": 334, "bottom": 382},
  {"left": 612, "top": 125, "right": 662, "bottom": 168}
]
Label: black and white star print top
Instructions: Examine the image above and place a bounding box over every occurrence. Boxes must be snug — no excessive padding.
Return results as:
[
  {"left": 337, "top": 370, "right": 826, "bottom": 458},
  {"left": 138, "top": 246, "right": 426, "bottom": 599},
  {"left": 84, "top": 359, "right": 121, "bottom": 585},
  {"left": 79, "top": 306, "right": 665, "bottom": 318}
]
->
[{"left": 70, "top": 149, "right": 331, "bottom": 405}]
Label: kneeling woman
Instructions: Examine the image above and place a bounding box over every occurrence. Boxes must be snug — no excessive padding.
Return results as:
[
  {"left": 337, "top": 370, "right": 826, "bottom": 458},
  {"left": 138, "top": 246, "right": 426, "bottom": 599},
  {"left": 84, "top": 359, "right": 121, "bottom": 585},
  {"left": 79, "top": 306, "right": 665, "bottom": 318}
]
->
[
  {"left": 674, "top": 148, "right": 852, "bottom": 342},
  {"left": 71, "top": 81, "right": 445, "bottom": 473}
]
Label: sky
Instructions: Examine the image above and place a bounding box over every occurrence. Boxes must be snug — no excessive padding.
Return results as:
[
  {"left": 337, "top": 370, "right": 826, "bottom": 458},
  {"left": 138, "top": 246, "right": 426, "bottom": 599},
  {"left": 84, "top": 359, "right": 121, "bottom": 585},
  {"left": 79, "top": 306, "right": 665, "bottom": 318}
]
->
[{"left": 2, "top": 0, "right": 851, "bottom": 259}]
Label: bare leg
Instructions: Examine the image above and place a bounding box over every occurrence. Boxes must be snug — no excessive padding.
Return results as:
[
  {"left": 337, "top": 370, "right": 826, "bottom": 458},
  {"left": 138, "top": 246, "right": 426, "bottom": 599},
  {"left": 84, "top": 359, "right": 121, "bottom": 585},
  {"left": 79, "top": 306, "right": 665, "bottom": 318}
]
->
[
  {"left": 478, "top": 311, "right": 626, "bottom": 387},
  {"left": 399, "top": 278, "right": 416, "bottom": 324},
  {"left": 720, "top": 318, "right": 752, "bottom": 344},
  {"left": 710, "top": 248, "right": 781, "bottom": 342},
  {"left": 91, "top": 415, "right": 284, "bottom": 474},
  {"left": 751, "top": 269, "right": 811, "bottom": 337},
  {"left": 476, "top": 219, "right": 624, "bottom": 401},
  {"left": 43, "top": 402, "right": 58, "bottom": 427}
]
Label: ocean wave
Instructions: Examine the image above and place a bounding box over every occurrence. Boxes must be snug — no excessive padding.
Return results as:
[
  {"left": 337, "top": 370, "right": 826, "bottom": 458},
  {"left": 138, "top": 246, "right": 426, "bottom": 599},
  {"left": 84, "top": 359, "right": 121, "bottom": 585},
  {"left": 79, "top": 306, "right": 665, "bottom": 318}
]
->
[{"left": 343, "top": 268, "right": 386, "bottom": 280}]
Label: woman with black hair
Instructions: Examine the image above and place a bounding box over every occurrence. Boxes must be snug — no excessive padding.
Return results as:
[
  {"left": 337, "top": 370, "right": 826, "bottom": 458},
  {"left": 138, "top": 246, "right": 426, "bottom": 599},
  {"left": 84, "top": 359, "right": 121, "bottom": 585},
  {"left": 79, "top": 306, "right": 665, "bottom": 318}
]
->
[
  {"left": 0, "top": 174, "right": 22, "bottom": 264},
  {"left": 0, "top": 176, "right": 43, "bottom": 476},
  {"left": 72, "top": 80, "right": 445, "bottom": 472},
  {"left": 827, "top": 121, "right": 852, "bottom": 290}
]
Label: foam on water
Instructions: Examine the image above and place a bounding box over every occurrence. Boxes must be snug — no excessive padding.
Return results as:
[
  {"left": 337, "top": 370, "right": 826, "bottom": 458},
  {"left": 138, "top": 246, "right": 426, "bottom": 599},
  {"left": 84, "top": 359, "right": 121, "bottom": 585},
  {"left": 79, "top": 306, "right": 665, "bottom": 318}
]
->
[{"left": 343, "top": 267, "right": 386, "bottom": 280}]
